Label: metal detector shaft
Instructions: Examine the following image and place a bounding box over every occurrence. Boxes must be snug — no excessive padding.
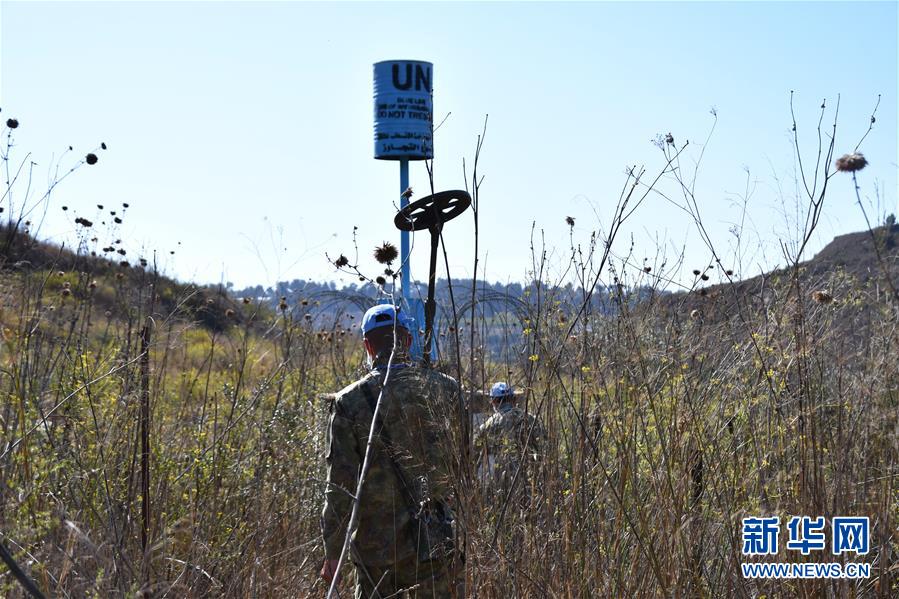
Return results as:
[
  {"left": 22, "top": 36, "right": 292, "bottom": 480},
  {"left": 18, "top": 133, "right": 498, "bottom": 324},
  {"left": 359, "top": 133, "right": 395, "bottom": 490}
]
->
[
  {"left": 422, "top": 224, "right": 441, "bottom": 365},
  {"left": 394, "top": 190, "right": 472, "bottom": 366}
]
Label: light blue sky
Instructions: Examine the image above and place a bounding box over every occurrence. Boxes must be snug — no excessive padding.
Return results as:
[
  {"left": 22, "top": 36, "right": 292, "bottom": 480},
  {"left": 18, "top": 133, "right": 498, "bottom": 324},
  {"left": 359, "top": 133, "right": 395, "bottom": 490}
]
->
[{"left": 2, "top": 1, "right": 896, "bottom": 290}]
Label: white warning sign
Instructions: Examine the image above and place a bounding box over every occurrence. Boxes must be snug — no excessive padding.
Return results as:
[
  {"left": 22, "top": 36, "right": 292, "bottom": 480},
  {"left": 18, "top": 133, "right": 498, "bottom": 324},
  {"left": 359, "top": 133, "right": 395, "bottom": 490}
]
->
[{"left": 373, "top": 60, "right": 433, "bottom": 160}]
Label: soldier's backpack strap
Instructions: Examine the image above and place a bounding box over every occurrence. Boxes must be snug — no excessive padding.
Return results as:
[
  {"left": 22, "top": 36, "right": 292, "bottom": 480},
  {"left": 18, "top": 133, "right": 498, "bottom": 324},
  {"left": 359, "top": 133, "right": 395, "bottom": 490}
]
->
[
  {"left": 359, "top": 378, "right": 456, "bottom": 563},
  {"left": 359, "top": 378, "right": 420, "bottom": 514}
]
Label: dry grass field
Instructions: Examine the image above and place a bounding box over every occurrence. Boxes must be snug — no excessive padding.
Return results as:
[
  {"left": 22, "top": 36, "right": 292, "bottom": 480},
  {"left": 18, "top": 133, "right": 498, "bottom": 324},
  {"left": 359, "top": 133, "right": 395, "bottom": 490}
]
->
[{"left": 0, "top": 109, "right": 896, "bottom": 598}]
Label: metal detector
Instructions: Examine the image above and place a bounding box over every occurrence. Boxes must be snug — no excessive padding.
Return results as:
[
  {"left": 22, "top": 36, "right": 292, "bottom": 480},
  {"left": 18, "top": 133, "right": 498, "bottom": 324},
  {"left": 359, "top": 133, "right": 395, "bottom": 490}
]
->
[{"left": 394, "top": 190, "right": 471, "bottom": 365}]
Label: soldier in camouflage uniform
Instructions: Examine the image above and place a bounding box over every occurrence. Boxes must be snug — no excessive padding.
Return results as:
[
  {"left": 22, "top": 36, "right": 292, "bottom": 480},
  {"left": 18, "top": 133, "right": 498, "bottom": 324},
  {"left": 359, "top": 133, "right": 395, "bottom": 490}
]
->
[
  {"left": 320, "top": 304, "right": 463, "bottom": 598},
  {"left": 473, "top": 382, "right": 545, "bottom": 495}
]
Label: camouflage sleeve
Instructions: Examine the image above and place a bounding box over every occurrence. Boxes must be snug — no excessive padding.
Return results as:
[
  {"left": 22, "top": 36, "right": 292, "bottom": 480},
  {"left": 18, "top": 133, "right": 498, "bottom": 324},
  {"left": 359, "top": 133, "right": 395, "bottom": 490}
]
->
[
  {"left": 524, "top": 414, "right": 545, "bottom": 457},
  {"left": 532, "top": 418, "right": 546, "bottom": 456},
  {"left": 473, "top": 419, "right": 488, "bottom": 449},
  {"left": 473, "top": 420, "right": 491, "bottom": 475},
  {"left": 321, "top": 402, "right": 359, "bottom": 560}
]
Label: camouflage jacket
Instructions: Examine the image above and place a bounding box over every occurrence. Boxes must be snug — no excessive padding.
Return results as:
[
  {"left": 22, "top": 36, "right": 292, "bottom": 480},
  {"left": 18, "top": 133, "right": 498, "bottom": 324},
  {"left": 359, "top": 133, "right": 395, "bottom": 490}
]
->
[
  {"left": 473, "top": 405, "right": 545, "bottom": 483},
  {"left": 321, "top": 366, "right": 461, "bottom": 567}
]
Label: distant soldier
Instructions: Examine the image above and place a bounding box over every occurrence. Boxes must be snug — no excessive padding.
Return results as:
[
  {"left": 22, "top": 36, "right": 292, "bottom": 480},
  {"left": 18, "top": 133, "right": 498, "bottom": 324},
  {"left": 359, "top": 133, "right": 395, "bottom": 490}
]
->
[
  {"left": 320, "top": 304, "right": 463, "bottom": 598},
  {"left": 474, "top": 382, "right": 545, "bottom": 493}
]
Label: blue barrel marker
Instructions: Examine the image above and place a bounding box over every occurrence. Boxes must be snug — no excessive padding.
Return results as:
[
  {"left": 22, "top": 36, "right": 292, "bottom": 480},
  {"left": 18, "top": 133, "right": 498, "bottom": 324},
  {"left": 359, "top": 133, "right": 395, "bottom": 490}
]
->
[{"left": 373, "top": 60, "right": 435, "bottom": 360}]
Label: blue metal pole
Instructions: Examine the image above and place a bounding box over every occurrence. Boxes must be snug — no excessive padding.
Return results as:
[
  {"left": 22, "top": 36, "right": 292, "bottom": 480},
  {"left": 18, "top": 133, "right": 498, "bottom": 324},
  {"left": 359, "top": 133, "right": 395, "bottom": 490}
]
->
[{"left": 399, "top": 159, "right": 410, "bottom": 299}]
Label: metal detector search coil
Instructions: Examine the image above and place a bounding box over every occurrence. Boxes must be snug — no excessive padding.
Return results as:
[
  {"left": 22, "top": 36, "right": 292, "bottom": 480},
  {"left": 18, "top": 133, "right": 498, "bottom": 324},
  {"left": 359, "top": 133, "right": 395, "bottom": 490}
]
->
[{"left": 394, "top": 190, "right": 471, "bottom": 231}]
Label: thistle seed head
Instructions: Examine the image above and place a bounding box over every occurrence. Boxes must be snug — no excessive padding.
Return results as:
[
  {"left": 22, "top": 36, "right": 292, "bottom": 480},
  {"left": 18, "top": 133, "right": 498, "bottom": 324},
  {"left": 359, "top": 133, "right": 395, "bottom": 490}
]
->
[
  {"left": 812, "top": 290, "right": 834, "bottom": 304},
  {"left": 835, "top": 152, "right": 867, "bottom": 173},
  {"left": 374, "top": 242, "right": 399, "bottom": 265}
]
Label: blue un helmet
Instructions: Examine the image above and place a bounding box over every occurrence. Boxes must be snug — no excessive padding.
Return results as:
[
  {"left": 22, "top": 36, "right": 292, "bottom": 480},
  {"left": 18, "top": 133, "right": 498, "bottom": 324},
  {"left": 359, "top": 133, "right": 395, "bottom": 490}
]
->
[
  {"left": 489, "top": 381, "right": 514, "bottom": 399},
  {"left": 361, "top": 304, "right": 414, "bottom": 336}
]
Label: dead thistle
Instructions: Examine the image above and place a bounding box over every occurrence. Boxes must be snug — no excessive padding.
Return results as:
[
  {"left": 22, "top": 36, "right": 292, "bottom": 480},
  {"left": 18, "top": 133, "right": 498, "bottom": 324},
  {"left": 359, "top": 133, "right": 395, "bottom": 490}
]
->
[
  {"left": 374, "top": 242, "right": 399, "bottom": 265},
  {"left": 835, "top": 153, "right": 867, "bottom": 172},
  {"left": 812, "top": 290, "right": 834, "bottom": 304}
]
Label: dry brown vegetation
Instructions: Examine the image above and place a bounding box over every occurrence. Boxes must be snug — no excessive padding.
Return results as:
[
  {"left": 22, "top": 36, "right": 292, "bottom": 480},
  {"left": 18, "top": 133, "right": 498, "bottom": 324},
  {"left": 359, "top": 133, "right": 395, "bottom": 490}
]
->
[{"left": 0, "top": 102, "right": 896, "bottom": 598}]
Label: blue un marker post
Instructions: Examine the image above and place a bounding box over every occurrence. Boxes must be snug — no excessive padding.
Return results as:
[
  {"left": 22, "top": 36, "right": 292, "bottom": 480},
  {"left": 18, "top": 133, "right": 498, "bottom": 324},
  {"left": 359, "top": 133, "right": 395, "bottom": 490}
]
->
[{"left": 373, "top": 60, "right": 435, "bottom": 362}]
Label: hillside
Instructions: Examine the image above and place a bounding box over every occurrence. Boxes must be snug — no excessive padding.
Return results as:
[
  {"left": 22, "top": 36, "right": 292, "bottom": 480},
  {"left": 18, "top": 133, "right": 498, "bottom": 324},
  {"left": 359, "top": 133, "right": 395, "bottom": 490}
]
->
[
  {"left": 663, "top": 224, "right": 899, "bottom": 324},
  {"left": 1, "top": 224, "right": 248, "bottom": 333}
]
